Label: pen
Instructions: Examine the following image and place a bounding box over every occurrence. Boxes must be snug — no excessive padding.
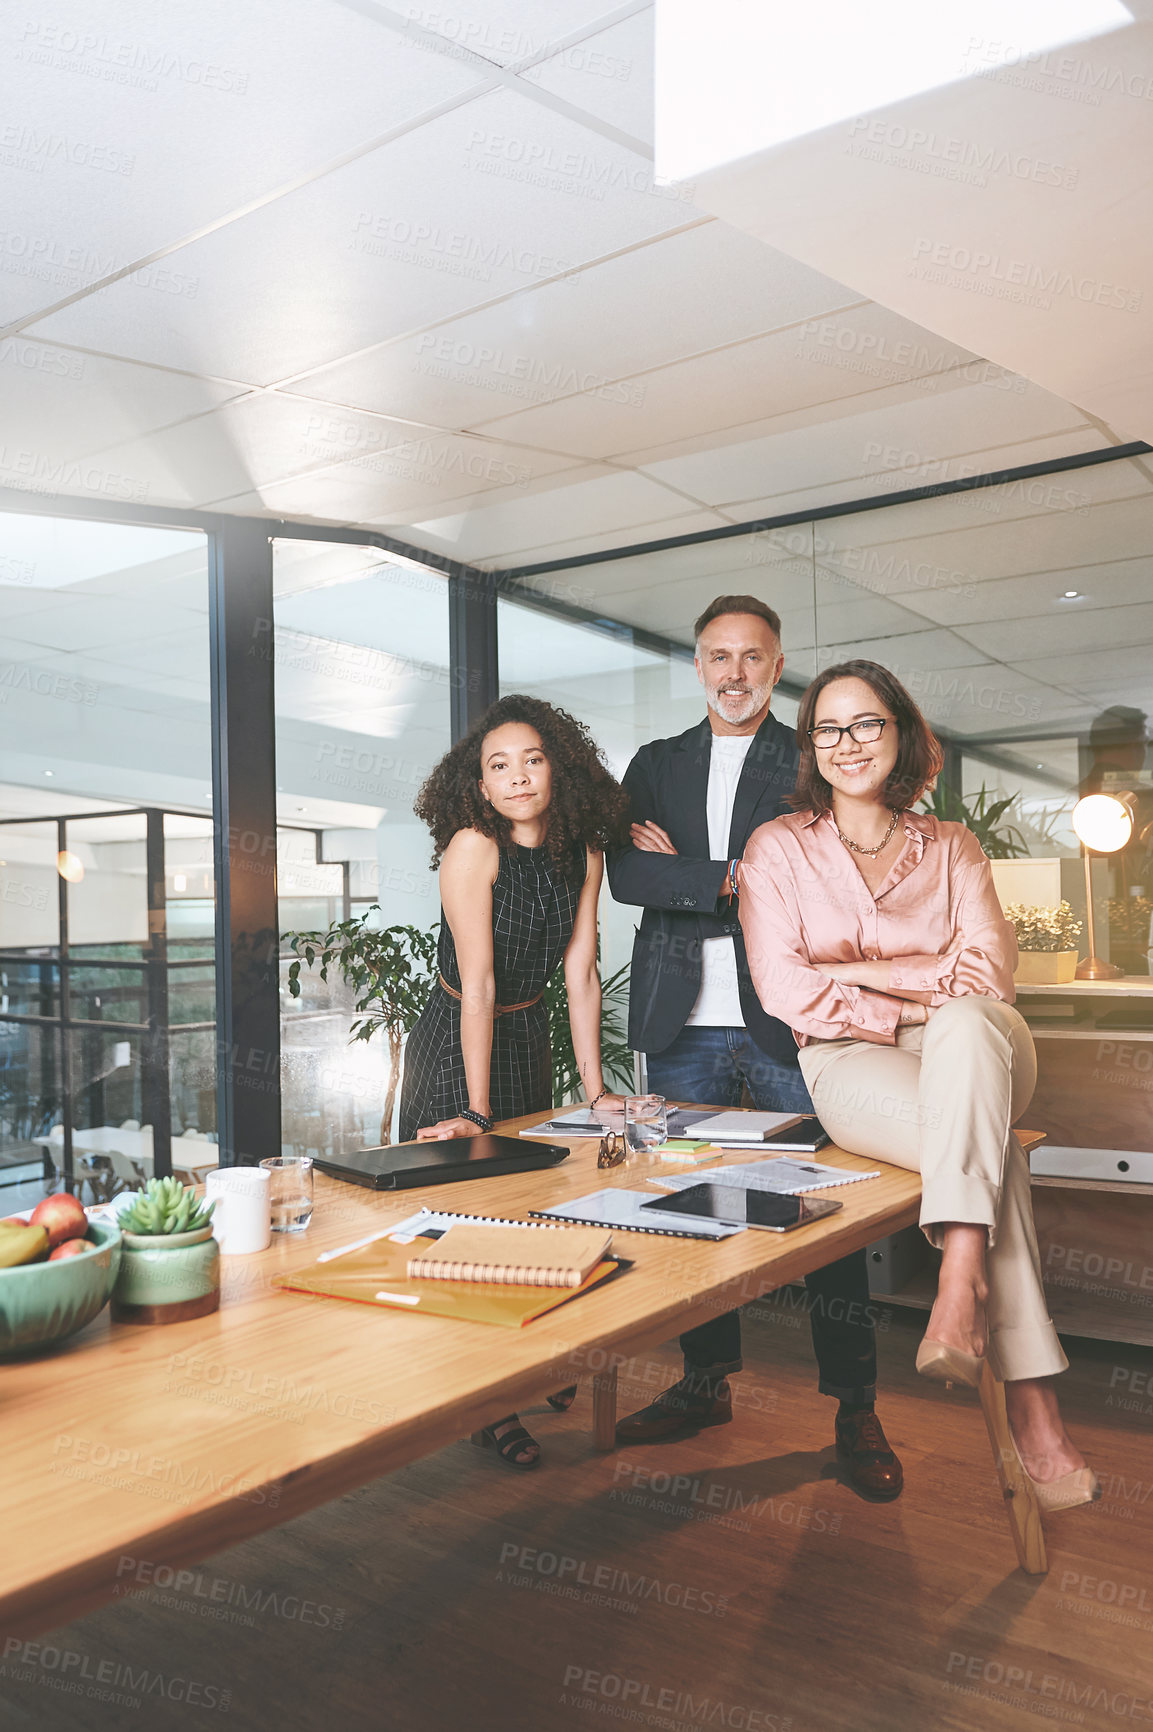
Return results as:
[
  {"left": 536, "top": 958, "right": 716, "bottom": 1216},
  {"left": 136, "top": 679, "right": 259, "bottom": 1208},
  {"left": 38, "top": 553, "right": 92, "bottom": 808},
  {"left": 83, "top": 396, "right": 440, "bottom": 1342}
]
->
[
  {"left": 374, "top": 1291, "right": 421, "bottom": 1306},
  {"left": 317, "top": 1227, "right": 401, "bottom": 1263}
]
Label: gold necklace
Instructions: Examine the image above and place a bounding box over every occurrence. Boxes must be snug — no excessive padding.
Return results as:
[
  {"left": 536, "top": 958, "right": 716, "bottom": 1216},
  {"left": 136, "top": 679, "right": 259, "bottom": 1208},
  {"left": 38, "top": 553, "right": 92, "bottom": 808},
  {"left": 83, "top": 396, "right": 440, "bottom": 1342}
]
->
[{"left": 834, "top": 806, "right": 901, "bottom": 857}]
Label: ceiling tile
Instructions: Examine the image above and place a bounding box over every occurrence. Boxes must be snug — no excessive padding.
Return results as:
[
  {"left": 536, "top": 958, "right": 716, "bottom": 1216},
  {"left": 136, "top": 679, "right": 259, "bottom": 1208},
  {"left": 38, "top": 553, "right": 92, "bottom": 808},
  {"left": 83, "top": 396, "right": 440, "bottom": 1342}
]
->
[
  {"left": 960, "top": 601, "right": 1153, "bottom": 662},
  {"left": 0, "top": 0, "right": 482, "bottom": 326},
  {"left": 30, "top": 86, "right": 694, "bottom": 383},
  {"left": 637, "top": 376, "right": 1093, "bottom": 511},
  {"left": 518, "top": 9, "right": 654, "bottom": 141},
  {"left": 394, "top": 1, "right": 629, "bottom": 68},
  {"left": 218, "top": 427, "right": 577, "bottom": 520},
  {"left": 294, "top": 222, "right": 855, "bottom": 426},
  {"left": 411, "top": 468, "right": 715, "bottom": 560},
  {"left": 468, "top": 304, "right": 995, "bottom": 460}
]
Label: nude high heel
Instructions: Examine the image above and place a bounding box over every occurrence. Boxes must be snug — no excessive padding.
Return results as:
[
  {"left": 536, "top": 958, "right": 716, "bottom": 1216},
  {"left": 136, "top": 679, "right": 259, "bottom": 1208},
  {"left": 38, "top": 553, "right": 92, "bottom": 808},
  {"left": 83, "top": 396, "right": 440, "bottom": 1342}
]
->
[
  {"left": 915, "top": 1337, "right": 984, "bottom": 1389},
  {"left": 1007, "top": 1434, "right": 1101, "bottom": 1512}
]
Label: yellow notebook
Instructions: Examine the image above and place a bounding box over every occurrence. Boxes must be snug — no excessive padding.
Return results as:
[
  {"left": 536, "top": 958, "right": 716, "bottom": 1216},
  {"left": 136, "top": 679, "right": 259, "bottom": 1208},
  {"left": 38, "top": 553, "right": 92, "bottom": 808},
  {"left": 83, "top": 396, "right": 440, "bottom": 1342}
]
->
[
  {"left": 273, "top": 1235, "right": 625, "bottom": 1328},
  {"left": 406, "top": 1222, "right": 611, "bottom": 1287}
]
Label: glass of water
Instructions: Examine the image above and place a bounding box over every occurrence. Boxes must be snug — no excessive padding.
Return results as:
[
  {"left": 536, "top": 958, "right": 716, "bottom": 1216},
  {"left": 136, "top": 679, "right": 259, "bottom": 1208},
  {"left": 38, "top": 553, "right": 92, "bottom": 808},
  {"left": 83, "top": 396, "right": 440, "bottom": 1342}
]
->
[
  {"left": 624, "top": 1094, "right": 667, "bottom": 1156},
  {"left": 260, "top": 1155, "right": 314, "bottom": 1232}
]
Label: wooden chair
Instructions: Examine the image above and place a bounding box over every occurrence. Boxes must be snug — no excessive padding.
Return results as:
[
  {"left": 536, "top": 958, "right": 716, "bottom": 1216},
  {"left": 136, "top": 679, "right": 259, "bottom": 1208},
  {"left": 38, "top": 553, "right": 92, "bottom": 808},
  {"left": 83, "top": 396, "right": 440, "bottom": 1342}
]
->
[{"left": 587, "top": 1127, "right": 1051, "bottom": 1577}]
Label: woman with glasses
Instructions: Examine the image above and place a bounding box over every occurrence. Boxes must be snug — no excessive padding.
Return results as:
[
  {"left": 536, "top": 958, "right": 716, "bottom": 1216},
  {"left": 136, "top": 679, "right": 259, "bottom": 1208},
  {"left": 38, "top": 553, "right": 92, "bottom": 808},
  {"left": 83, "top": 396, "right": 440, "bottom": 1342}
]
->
[
  {"left": 738, "top": 659, "right": 1096, "bottom": 1511},
  {"left": 401, "top": 694, "right": 629, "bottom": 1469}
]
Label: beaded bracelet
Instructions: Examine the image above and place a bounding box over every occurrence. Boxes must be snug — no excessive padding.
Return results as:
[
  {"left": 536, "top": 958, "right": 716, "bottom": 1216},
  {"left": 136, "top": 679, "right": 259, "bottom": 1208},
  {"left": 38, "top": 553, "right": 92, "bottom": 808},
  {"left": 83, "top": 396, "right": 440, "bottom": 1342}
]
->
[
  {"left": 589, "top": 1087, "right": 608, "bottom": 1110},
  {"left": 460, "top": 1107, "right": 494, "bottom": 1133}
]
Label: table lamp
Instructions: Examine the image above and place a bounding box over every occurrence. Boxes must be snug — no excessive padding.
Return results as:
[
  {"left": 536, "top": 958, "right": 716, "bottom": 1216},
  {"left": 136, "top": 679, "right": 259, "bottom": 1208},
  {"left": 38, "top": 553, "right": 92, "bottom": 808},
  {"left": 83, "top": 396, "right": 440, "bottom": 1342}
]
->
[{"left": 1070, "top": 793, "right": 1132, "bottom": 979}]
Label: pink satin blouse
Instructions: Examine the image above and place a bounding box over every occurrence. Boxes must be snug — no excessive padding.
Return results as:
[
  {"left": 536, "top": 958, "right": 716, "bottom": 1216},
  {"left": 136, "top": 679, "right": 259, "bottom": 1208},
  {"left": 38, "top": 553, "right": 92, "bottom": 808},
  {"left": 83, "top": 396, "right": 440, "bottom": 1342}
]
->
[{"left": 739, "top": 809, "right": 1017, "bottom": 1046}]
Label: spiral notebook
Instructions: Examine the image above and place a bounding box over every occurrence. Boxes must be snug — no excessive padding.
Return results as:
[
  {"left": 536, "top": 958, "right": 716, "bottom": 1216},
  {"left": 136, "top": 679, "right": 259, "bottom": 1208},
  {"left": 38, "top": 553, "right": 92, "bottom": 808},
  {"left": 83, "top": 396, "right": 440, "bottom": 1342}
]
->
[{"left": 406, "top": 1222, "right": 612, "bottom": 1287}]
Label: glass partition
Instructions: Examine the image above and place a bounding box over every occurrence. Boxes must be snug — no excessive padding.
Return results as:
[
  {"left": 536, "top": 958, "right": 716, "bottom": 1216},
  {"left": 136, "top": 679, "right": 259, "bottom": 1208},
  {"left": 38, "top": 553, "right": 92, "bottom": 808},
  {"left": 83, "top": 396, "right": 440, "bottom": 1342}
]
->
[
  {"left": 0, "top": 513, "right": 214, "bottom": 1202},
  {"left": 273, "top": 539, "right": 451, "bottom": 1152},
  {"left": 820, "top": 457, "right": 1153, "bottom": 971}
]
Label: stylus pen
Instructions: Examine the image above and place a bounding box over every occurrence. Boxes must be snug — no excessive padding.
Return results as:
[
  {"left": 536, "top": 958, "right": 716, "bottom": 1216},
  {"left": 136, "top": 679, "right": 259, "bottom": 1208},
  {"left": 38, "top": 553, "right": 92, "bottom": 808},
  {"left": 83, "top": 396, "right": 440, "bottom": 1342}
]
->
[{"left": 317, "top": 1227, "right": 402, "bottom": 1263}]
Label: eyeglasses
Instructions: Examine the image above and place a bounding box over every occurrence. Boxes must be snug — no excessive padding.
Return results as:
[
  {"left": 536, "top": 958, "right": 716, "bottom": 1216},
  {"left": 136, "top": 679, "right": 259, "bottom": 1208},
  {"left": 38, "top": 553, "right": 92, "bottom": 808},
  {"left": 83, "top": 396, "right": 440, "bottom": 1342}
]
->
[
  {"left": 597, "top": 1132, "right": 627, "bottom": 1169},
  {"left": 808, "top": 718, "right": 889, "bottom": 750}
]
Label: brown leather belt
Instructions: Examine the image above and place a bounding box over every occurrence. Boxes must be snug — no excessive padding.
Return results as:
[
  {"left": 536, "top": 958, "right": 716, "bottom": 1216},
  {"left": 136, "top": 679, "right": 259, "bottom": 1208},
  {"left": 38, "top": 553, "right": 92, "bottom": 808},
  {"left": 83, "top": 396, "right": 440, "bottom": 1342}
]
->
[{"left": 438, "top": 974, "right": 544, "bottom": 1016}]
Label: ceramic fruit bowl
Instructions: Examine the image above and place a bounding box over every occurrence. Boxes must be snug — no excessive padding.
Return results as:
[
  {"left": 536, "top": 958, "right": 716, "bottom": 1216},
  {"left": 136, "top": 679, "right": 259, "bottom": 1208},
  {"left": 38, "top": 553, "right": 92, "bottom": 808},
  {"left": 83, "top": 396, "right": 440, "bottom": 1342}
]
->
[{"left": 0, "top": 1219, "right": 122, "bottom": 1358}]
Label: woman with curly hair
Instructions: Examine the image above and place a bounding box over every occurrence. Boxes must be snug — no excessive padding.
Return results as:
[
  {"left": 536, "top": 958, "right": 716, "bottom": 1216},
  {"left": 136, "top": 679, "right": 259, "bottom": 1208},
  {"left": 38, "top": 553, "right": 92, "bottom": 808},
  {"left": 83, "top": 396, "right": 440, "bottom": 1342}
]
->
[{"left": 399, "top": 695, "right": 630, "bottom": 1469}]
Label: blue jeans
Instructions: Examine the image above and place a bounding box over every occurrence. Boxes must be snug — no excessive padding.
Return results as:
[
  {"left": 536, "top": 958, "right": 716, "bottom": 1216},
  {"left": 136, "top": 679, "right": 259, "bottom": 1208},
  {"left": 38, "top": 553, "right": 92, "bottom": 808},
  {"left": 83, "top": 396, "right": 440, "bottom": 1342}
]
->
[{"left": 646, "top": 1025, "right": 878, "bottom": 1404}]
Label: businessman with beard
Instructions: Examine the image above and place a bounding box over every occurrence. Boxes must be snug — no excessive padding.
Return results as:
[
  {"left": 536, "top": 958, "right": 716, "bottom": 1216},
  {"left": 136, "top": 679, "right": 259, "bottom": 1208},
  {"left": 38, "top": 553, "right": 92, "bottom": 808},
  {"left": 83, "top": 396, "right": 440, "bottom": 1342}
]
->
[{"left": 606, "top": 595, "right": 902, "bottom": 1500}]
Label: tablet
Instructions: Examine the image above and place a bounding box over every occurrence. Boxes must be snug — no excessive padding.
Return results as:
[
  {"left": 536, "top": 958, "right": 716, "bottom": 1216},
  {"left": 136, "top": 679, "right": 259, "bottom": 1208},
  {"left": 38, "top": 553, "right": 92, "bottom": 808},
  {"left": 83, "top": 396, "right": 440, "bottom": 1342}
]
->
[
  {"left": 640, "top": 1183, "right": 843, "bottom": 1232},
  {"left": 313, "top": 1134, "right": 569, "bottom": 1190}
]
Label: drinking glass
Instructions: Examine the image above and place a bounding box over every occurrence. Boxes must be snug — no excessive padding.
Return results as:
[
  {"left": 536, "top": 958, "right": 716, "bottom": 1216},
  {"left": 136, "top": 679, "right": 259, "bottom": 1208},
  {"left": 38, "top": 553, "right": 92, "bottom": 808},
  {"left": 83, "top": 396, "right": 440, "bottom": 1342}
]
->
[
  {"left": 259, "top": 1155, "right": 314, "bottom": 1232},
  {"left": 624, "top": 1094, "right": 667, "bottom": 1156}
]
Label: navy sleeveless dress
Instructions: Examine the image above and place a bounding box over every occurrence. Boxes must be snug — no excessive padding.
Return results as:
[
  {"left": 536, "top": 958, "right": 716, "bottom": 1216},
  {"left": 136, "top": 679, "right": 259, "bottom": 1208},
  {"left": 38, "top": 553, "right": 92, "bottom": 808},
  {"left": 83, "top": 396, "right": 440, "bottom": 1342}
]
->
[{"left": 398, "top": 842, "right": 585, "bottom": 1141}]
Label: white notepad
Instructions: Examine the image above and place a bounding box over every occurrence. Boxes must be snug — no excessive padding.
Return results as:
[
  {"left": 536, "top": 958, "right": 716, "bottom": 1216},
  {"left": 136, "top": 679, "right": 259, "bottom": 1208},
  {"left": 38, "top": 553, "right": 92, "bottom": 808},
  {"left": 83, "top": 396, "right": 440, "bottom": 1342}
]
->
[
  {"left": 650, "top": 1158, "right": 880, "bottom": 1196},
  {"left": 681, "top": 1111, "right": 803, "bottom": 1142}
]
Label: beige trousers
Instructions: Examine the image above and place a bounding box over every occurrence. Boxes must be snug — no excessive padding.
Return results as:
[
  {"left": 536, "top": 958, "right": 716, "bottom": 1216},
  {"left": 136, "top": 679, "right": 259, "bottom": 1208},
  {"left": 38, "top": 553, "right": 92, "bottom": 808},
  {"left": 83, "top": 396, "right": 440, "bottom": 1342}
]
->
[{"left": 798, "top": 995, "right": 1066, "bottom": 1384}]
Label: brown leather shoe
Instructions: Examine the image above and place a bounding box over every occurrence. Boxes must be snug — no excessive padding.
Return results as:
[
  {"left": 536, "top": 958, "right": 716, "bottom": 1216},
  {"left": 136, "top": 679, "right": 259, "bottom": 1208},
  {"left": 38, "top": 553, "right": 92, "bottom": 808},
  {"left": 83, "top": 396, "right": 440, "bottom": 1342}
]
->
[
  {"left": 835, "top": 1408, "right": 903, "bottom": 1501},
  {"left": 615, "top": 1374, "right": 733, "bottom": 1444}
]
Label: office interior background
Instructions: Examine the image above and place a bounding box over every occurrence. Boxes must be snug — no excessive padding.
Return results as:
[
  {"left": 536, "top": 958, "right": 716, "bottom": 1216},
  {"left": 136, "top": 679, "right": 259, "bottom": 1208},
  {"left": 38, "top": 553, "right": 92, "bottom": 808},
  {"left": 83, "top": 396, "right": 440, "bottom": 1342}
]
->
[
  {"left": 4, "top": 2, "right": 1153, "bottom": 1202},
  {"left": 4, "top": 4, "right": 1153, "bottom": 1724}
]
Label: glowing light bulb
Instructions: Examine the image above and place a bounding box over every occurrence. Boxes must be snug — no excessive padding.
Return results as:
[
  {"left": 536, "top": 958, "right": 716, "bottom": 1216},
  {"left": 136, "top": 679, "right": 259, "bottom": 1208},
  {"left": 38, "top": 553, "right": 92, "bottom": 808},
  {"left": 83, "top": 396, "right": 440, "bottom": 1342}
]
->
[{"left": 1072, "top": 794, "right": 1132, "bottom": 853}]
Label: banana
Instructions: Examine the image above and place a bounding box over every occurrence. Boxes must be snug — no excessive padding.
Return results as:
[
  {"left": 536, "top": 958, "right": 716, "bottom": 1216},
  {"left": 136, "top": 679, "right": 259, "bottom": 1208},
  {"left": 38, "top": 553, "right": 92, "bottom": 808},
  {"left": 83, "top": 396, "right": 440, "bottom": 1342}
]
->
[{"left": 0, "top": 1224, "right": 49, "bottom": 1267}]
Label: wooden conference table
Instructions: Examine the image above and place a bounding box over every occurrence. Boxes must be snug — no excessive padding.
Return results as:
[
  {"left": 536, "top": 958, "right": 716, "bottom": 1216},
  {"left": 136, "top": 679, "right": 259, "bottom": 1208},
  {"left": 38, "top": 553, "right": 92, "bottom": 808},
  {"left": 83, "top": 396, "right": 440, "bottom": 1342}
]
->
[{"left": 0, "top": 1112, "right": 1047, "bottom": 1638}]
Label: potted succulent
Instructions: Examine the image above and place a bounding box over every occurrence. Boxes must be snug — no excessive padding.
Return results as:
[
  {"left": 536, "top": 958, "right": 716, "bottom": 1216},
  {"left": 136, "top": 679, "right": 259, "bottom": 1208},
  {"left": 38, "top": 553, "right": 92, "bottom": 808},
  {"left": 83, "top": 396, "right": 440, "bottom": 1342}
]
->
[
  {"left": 1004, "top": 900, "right": 1083, "bottom": 984},
  {"left": 111, "top": 1177, "right": 220, "bottom": 1324}
]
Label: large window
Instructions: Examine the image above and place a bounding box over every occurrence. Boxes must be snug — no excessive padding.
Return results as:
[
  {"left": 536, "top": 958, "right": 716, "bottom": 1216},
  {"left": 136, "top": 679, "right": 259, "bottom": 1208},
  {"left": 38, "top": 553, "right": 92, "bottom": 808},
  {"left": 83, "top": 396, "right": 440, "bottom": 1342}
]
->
[
  {"left": 0, "top": 514, "right": 215, "bottom": 1203},
  {"left": 273, "top": 539, "right": 451, "bottom": 1153}
]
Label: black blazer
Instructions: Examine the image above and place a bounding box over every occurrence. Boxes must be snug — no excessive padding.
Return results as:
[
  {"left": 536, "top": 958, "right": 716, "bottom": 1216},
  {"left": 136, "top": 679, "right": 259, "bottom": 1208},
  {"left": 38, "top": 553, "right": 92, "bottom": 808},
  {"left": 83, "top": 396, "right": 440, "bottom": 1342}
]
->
[{"left": 608, "top": 710, "right": 799, "bottom": 1060}]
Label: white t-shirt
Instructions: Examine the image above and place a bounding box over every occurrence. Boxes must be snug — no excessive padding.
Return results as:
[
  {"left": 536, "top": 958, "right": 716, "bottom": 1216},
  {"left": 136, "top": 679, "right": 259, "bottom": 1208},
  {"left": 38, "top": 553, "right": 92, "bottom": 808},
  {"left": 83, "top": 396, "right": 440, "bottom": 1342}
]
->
[{"left": 685, "top": 733, "right": 754, "bottom": 1027}]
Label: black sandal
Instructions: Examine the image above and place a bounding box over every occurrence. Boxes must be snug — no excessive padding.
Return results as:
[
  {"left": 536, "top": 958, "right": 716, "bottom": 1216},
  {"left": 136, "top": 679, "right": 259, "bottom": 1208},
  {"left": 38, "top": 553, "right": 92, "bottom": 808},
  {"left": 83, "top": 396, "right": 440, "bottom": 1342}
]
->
[
  {"left": 471, "top": 1414, "right": 540, "bottom": 1470},
  {"left": 546, "top": 1385, "right": 578, "bottom": 1412}
]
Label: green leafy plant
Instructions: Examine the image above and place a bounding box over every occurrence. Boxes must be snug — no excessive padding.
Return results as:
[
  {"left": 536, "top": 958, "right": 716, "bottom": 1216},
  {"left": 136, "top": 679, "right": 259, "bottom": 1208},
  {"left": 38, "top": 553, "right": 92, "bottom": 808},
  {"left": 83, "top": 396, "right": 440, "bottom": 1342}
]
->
[
  {"left": 920, "top": 780, "right": 1029, "bottom": 858},
  {"left": 119, "top": 1176, "right": 215, "bottom": 1236},
  {"left": 543, "top": 961, "right": 633, "bottom": 1108},
  {"left": 1003, "top": 900, "right": 1082, "bottom": 953},
  {"left": 284, "top": 914, "right": 439, "bottom": 1144}
]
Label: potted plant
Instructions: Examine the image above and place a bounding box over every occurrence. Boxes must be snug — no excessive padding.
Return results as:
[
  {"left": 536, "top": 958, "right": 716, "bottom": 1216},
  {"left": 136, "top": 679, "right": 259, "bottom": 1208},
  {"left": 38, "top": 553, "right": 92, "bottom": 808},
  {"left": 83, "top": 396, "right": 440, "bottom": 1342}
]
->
[
  {"left": 544, "top": 960, "right": 633, "bottom": 1105},
  {"left": 920, "top": 781, "right": 1029, "bottom": 857},
  {"left": 284, "top": 915, "right": 438, "bottom": 1145},
  {"left": 111, "top": 1177, "right": 219, "bottom": 1324},
  {"left": 1004, "top": 900, "right": 1083, "bottom": 984}
]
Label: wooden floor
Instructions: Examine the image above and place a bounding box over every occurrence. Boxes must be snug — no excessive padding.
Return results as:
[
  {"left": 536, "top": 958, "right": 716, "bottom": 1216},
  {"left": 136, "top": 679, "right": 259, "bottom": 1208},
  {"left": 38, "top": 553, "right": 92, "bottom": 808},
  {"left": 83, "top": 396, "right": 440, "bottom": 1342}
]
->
[{"left": 5, "top": 1303, "right": 1153, "bottom": 1732}]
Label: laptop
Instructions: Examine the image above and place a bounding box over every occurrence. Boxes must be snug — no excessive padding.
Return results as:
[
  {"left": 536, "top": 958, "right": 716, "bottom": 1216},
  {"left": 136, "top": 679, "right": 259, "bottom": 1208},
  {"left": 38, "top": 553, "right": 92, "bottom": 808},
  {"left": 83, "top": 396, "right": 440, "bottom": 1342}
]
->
[{"left": 313, "top": 1133, "right": 570, "bottom": 1191}]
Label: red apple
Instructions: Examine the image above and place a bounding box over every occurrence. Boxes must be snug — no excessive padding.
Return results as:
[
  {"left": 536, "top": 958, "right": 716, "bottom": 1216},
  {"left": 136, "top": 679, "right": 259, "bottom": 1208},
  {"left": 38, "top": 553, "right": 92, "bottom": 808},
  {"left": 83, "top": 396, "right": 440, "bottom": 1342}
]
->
[
  {"left": 30, "top": 1192, "right": 89, "bottom": 1250},
  {"left": 48, "top": 1237, "right": 91, "bottom": 1260}
]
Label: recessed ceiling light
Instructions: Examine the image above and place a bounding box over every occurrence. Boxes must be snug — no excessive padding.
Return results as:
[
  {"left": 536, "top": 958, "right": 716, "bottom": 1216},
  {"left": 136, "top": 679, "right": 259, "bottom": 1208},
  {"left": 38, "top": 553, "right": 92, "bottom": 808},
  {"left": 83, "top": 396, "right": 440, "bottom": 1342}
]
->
[
  {"left": 44, "top": 769, "right": 53, "bottom": 777},
  {"left": 1059, "top": 589, "right": 1082, "bottom": 599}
]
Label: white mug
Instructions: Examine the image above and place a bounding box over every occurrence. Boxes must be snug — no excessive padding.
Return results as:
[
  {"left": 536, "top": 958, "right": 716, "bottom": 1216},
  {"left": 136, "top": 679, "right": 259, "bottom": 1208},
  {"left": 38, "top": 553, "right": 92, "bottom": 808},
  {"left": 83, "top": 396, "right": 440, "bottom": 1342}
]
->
[{"left": 206, "top": 1166, "right": 271, "bottom": 1255}]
